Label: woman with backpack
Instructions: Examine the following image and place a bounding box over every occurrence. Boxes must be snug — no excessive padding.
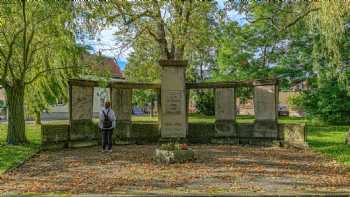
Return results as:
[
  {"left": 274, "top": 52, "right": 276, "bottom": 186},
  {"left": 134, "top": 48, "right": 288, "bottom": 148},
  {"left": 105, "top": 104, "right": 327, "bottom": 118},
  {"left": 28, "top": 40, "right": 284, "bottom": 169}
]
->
[{"left": 99, "top": 101, "right": 116, "bottom": 152}]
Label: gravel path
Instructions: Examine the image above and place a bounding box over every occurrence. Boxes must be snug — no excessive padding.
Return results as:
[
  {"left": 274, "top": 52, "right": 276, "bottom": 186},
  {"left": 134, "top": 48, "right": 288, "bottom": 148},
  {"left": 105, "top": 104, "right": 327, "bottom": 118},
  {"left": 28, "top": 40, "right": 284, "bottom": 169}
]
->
[{"left": 1, "top": 145, "right": 350, "bottom": 195}]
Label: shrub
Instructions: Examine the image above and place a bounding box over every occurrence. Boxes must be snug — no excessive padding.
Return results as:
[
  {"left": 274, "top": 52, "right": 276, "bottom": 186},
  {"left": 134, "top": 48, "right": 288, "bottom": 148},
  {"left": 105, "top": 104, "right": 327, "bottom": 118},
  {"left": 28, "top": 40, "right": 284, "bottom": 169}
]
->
[
  {"left": 193, "top": 90, "right": 215, "bottom": 116},
  {"left": 291, "top": 81, "right": 350, "bottom": 124}
]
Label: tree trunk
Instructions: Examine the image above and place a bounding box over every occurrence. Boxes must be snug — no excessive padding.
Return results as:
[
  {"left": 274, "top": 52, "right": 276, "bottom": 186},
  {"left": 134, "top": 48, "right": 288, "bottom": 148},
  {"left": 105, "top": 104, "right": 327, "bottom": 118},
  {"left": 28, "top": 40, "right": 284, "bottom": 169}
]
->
[
  {"left": 35, "top": 111, "right": 41, "bottom": 125},
  {"left": 5, "top": 83, "right": 27, "bottom": 145}
]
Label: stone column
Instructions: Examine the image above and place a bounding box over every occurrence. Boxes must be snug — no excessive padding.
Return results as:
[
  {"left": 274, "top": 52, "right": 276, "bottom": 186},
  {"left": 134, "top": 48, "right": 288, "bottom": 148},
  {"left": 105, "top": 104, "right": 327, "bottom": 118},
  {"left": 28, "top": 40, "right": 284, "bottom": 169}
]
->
[
  {"left": 69, "top": 85, "right": 96, "bottom": 147},
  {"left": 214, "top": 88, "right": 236, "bottom": 138},
  {"left": 159, "top": 60, "right": 188, "bottom": 140},
  {"left": 253, "top": 81, "right": 279, "bottom": 138},
  {"left": 111, "top": 88, "right": 132, "bottom": 143}
]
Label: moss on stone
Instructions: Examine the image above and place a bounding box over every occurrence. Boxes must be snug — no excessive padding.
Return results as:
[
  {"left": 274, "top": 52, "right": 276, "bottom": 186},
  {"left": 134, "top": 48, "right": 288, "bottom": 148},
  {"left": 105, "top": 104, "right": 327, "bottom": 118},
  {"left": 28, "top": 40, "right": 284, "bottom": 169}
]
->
[{"left": 70, "top": 120, "right": 98, "bottom": 141}]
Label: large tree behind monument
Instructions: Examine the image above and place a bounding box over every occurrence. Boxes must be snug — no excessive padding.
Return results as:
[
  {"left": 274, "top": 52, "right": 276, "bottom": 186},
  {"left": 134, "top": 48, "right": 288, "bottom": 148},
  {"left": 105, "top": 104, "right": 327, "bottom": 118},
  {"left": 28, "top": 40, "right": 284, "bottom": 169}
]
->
[
  {"left": 0, "top": 1, "right": 82, "bottom": 144},
  {"left": 82, "top": 1, "right": 217, "bottom": 61}
]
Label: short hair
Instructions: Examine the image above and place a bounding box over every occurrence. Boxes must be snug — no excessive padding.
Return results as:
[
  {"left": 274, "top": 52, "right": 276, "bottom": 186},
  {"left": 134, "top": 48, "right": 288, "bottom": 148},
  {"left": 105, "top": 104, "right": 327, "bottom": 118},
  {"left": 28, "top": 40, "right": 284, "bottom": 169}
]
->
[{"left": 105, "top": 101, "right": 111, "bottom": 108}]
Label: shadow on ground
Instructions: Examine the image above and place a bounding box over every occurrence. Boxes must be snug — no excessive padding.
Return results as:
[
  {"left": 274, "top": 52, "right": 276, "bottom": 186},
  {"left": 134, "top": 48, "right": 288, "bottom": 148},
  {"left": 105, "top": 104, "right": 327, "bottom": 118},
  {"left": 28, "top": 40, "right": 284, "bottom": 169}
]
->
[{"left": 1, "top": 145, "right": 350, "bottom": 195}]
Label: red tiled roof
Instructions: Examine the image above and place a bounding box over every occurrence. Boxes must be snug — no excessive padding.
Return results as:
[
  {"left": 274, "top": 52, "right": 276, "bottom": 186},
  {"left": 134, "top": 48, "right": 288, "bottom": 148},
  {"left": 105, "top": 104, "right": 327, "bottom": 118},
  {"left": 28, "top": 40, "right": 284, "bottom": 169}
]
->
[
  {"left": 84, "top": 53, "right": 123, "bottom": 78},
  {"left": 104, "top": 58, "right": 123, "bottom": 78}
]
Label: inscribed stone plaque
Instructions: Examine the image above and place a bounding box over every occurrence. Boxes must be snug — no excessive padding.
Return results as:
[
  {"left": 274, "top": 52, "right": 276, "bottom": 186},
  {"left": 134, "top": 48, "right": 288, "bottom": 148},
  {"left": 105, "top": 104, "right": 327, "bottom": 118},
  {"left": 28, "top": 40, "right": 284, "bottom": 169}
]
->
[
  {"left": 165, "top": 90, "right": 182, "bottom": 114},
  {"left": 111, "top": 88, "right": 132, "bottom": 121},
  {"left": 160, "top": 60, "right": 187, "bottom": 139},
  {"left": 71, "top": 86, "right": 93, "bottom": 120}
]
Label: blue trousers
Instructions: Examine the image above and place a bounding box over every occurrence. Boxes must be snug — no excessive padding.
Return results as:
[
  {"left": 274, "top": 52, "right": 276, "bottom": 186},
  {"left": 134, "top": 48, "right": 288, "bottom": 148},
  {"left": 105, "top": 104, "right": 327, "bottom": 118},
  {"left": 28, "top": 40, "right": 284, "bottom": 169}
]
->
[{"left": 102, "top": 129, "right": 113, "bottom": 150}]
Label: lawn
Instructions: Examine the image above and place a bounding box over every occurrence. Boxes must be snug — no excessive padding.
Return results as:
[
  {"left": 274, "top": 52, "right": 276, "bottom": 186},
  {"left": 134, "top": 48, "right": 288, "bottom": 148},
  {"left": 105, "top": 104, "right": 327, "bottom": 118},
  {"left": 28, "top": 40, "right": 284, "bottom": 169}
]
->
[
  {"left": 307, "top": 125, "right": 350, "bottom": 165},
  {"left": 0, "top": 123, "right": 41, "bottom": 174},
  {"left": 0, "top": 115, "right": 349, "bottom": 174}
]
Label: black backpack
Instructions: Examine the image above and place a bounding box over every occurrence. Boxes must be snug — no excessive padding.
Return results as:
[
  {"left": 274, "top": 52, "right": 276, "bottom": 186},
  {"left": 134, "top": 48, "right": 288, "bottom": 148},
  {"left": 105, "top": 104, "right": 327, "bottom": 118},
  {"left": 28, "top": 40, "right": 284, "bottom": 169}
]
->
[{"left": 102, "top": 109, "right": 112, "bottom": 129}]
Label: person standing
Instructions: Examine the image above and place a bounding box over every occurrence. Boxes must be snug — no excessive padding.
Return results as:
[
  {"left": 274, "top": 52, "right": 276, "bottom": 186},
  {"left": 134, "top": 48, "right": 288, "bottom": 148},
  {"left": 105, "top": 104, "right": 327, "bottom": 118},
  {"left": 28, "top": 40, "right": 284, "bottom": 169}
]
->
[{"left": 99, "top": 101, "right": 116, "bottom": 152}]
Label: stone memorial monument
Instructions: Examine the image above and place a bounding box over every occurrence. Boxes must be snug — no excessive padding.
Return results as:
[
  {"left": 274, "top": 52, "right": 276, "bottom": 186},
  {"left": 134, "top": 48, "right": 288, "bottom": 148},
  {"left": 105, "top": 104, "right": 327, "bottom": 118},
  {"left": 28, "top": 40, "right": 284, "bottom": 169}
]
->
[{"left": 159, "top": 60, "right": 188, "bottom": 140}]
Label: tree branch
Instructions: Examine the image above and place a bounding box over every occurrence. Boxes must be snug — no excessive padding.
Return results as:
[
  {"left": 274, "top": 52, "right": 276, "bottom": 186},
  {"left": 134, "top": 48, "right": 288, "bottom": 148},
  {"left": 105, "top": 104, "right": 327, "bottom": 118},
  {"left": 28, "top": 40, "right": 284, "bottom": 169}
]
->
[{"left": 25, "top": 65, "right": 88, "bottom": 85}]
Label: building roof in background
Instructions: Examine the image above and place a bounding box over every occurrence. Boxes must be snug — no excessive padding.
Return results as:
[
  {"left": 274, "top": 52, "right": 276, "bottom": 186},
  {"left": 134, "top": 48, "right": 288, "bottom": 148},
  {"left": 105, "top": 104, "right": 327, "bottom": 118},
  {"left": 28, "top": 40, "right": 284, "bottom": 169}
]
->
[{"left": 83, "top": 53, "right": 123, "bottom": 79}]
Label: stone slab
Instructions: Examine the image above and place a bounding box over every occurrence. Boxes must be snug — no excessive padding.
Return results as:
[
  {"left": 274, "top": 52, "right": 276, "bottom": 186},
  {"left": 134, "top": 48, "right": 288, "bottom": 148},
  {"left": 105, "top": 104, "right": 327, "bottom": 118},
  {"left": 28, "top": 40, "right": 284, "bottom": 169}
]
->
[
  {"left": 214, "top": 120, "right": 237, "bottom": 137},
  {"left": 215, "top": 88, "right": 235, "bottom": 121},
  {"left": 70, "top": 120, "right": 98, "bottom": 141},
  {"left": 254, "top": 84, "right": 278, "bottom": 138},
  {"left": 71, "top": 86, "right": 94, "bottom": 120},
  {"left": 41, "top": 124, "right": 69, "bottom": 144},
  {"left": 160, "top": 60, "right": 187, "bottom": 139},
  {"left": 254, "top": 85, "right": 278, "bottom": 121},
  {"left": 111, "top": 89, "right": 132, "bottom": 121}
]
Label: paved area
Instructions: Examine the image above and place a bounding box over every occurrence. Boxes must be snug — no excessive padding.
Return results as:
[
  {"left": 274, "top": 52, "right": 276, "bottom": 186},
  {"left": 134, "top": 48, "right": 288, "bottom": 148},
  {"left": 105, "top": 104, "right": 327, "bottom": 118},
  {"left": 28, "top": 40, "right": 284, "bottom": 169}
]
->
[{"left": 1, "top": 145, "right": 350, "bottom": 196}]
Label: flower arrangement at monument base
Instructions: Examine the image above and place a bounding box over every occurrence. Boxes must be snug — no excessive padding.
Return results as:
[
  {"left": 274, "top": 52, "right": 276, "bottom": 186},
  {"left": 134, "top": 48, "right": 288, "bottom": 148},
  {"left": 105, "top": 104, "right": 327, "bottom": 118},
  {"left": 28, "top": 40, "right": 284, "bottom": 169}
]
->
[{"left": 154, "top": 143, "right": 194, "bottom": 164}]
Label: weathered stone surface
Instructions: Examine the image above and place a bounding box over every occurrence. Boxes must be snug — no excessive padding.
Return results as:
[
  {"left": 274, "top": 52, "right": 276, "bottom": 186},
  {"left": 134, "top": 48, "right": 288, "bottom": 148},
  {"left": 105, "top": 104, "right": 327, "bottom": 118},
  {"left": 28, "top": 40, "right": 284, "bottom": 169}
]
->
[
  {"left": 71, "top": 86, "right": 94, "bottom": 120},
  {"left": 115, "top": 121, "right": 132, "bottom": 140},
  {"left": 41, "top": 142, "right": 67, "bottom": 150},
  {"left": 154, "top": 148, "right": 195, "bottom": 164},
  {"left": 279, "top": 123, "right": 307, "bottom": 148},
  {"left": 215, "top": 120, "right": 237, "bottom": 137},
  {"left": 41, "top": 124, "right": 69, "bottom": 144},
  {"left": 254, "top": 84, "right": 278, "bottom": 138},
  {"left": 253, "top": 120, "right": 278, "bottom": 138},
  {"left": 214, "top": 88, "right": 236, "bottom": 137},
  {"left": 237, "top": 123, "right": 254, "bottom": 138},
  {"left": 111, "top": 88, "right": 132, "bottom": 122},
  {"left": 187, "top": 123, "right": 215, "bottom": 143},
  {"left": 115, "top": 122, "right": 160, "bottom": 144},
  {"left": 70, "top": 120, "right": 98, "bottom": 141},
  {"left": 210, "top": 138, "right": 239, "bottom": 145},
  {"left": 215, "top": 88, "right": 235, "bottom": 121},
  {"left": 131, "top": 123, "right": 160, "bottom": 143},
  {"left": 160, "top": 60, "right": 187, "bottom": 139}
]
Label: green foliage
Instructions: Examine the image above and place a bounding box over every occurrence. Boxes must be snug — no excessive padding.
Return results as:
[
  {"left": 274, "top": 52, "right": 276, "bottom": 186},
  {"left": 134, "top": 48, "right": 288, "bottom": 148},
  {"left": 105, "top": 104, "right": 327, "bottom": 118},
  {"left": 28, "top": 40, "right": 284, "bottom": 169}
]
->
[
  {"left": 292, "top": 81, "right": 350, "bottom": 124},
  {"left": 0, "top": 1, "right": 84, "bottom": 143},
  {"left": 193, "top": 90, "right": 215, "bottom": 116}
]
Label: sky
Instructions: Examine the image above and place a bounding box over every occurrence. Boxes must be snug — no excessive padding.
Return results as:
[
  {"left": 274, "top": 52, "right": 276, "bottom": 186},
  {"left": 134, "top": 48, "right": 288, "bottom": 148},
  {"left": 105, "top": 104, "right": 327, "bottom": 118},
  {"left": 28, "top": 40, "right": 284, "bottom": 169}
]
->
[{"left": 82, "top": 0, "right": 245, "bottom": 70}]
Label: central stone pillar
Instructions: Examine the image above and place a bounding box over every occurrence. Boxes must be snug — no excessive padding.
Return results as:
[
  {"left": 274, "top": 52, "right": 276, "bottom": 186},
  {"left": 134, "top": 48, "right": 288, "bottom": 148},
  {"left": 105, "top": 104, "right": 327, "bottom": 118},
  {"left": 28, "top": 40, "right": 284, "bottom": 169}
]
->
[{"left": 159, "top": 60, "right": 188, "bottom": 140}]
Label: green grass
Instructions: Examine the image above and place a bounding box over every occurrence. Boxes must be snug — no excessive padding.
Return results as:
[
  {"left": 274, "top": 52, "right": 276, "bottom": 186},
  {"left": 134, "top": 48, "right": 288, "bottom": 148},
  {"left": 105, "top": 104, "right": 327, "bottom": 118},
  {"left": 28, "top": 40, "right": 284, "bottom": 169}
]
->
[
  {"left": 307, "top": 126, "right": 350, "bottom": 165},
  {"left": 0, "top": 123, "right": 41, "bottom": 174}
]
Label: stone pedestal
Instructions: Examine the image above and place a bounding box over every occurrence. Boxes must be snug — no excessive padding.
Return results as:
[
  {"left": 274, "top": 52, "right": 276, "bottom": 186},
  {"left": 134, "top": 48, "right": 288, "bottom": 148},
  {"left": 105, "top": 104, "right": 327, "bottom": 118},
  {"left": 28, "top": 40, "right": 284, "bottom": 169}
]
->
[
  {"left": 111, "top": 88, "right": 132, "bottom": 143},
  {"left": 253, "top": 83, "right": 278, "bottom": 138},
  {"left": 69, "top": 85, "right": 97, "bottom": 147},
  {"left": 159, "top": 60, "right": 188, "bottom": 140},
  {"left": 214, "top": 88, "right": 236, "bottom": 137}
]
